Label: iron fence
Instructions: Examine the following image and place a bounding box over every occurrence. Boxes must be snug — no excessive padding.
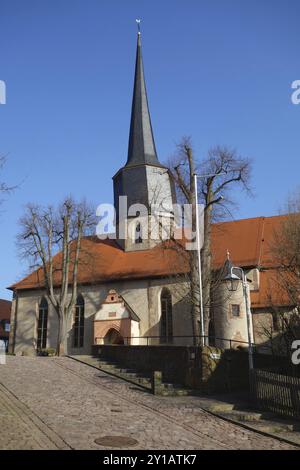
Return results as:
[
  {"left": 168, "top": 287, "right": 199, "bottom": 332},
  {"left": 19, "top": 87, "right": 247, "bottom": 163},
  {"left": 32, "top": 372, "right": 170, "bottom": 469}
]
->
[
  {"left": 250, "top": 368, "right": 300, "bottom": 419},
  {"left": 94, "top": 334, "right": 254, "bottom": 350}
]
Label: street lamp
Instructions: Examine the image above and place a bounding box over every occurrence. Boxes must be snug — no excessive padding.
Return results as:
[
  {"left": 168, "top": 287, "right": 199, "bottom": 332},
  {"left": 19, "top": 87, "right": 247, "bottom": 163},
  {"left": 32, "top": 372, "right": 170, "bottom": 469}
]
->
[
  {"left": 224, "top": 269, "right": 240, "bottom": 293},
  {"left": 224, "top": 265, "right": 254, "bottom": 370}
]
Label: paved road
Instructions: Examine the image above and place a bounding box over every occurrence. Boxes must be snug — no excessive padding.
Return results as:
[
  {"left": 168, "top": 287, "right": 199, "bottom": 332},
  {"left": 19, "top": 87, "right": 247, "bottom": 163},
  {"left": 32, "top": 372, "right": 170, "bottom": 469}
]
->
[{"left": 0, "top": 357, "right": 296, "bottom": 450}]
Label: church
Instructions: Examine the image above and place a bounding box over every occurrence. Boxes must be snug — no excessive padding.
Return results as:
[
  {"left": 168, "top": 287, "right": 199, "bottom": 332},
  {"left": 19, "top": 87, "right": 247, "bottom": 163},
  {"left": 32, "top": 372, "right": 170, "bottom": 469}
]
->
[{"left": 7, "top": 30, "right": 294, "bottom": 356}]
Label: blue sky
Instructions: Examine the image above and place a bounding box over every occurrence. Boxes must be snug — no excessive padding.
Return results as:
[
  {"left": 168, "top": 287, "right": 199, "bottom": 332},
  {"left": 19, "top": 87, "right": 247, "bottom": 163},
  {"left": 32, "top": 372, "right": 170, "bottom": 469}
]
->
[{"left": 0, "top": 0, "right": 300, "bottom": 299}]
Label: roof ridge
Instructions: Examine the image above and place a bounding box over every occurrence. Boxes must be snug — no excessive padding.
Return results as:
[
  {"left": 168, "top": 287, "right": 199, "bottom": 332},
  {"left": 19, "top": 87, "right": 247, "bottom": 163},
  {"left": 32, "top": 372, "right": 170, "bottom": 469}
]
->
[{"left": 212, "top": 214, "right": 289, "bottom": 226}]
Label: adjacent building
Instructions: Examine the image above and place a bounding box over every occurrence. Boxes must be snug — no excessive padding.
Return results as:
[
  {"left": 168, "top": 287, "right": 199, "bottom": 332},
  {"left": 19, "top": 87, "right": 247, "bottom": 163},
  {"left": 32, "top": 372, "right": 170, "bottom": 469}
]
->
[{"left": 0, "top": 299, "right": 12, "bottom": 351}]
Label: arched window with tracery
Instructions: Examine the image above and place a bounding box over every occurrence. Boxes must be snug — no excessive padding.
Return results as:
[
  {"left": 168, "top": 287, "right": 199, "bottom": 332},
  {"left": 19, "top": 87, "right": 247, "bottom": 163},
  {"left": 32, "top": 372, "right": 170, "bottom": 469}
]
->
[
  {"left": 160, "top": 288, "right": 173, "bottom": 343},
  {"left": 74, "top": 294, "right": 85, "bottom": 348},
  {"left": 37, "top": 297, "right": 48, "bottom": 350}
]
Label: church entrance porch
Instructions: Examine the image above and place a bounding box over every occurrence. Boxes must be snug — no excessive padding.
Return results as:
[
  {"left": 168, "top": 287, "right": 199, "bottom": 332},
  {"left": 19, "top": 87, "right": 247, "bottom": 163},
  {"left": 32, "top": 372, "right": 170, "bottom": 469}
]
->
[{"left": 93, "top": 290, "right": 140, "bottom": 345}]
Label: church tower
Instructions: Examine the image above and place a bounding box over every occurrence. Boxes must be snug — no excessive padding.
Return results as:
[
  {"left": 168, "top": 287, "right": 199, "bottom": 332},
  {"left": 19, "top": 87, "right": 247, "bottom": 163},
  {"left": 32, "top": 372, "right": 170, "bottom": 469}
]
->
[{"left": 113, "top": 27, "right": 176, "bottom": 251}]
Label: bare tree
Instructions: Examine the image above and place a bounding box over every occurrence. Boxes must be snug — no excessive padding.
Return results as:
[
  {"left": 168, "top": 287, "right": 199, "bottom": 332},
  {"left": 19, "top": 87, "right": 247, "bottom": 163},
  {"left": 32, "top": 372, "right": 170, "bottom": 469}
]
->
[
  {"left": 170, "top": 139, "right": 201, "bottom": 341},
  {"left": 264, "top": 189, "right": 300, "bottom": 352},
  {"left": 168, "top": 137, "right": 252, "bottom": 338},
  {"left": 17, "top": 197, "right": 96, "bottom": 355},
  {"left": 0, "top": 155, "right": 15, "bottom": 206}
]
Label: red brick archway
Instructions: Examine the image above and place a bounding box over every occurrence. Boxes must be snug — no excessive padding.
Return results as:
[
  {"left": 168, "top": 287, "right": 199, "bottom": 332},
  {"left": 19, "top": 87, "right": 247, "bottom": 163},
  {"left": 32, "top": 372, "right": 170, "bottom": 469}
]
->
[
  {"left": 94, "top": 319, "right": 131, "bottom": 345},
  {"left": 104, "top": 328, "right": 124, "bottom": 345}
]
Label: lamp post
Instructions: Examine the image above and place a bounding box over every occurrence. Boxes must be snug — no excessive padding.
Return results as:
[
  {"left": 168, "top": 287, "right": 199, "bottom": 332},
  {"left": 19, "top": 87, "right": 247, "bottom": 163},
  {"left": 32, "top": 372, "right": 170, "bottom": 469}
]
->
[
  {"left": 193, "top": 171, "right": 226, "bottom": 347},
  {"left": 193, "top": 174, "right": 205, "bottom": 347},
  {"left": 224, "top": 266, "right": 254, "bottom": 370}
]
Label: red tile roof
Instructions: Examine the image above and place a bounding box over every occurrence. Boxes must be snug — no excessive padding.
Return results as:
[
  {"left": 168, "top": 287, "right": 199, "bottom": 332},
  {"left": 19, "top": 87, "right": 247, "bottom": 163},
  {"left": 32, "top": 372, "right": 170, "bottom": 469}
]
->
[
  {"left": 9, "top": 238, "right": 189, "bottom": 291},
  {"left": 212, "top": 217, "right": 265, "bottom": 268},
  {"left": 250, "top": 269, "right": 291, "bottom": 309},
  {"left": 8, "top": 215, "right": 291, "bottom": 309},
  {"left": 211, "top": 215, "right": 288, "bottom": 269}
]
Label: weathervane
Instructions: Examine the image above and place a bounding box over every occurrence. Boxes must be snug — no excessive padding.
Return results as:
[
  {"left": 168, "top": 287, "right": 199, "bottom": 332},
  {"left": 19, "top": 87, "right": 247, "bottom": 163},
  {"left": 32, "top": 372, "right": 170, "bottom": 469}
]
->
[{"left": 136, "top": 18, "right": 141, "bottom": 34}]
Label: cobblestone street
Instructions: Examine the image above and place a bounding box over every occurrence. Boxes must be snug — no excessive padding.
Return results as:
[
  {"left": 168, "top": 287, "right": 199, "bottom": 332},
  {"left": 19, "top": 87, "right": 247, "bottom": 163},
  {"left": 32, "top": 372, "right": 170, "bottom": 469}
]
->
[{"left": 0, "top": 357, "right": 297, "bottom": 450}]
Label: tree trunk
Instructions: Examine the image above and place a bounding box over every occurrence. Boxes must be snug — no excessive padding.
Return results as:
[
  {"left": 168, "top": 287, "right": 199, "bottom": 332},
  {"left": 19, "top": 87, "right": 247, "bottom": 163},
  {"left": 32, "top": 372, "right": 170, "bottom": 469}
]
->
[
  {"left": 55, "top": 307, "right": 66, "bottom": 356},
  {"left": 56, "top": 320, "right": 60, "bottom": 356},
  {"left": 190, "top": 250, "right": 201, "bottom": 344},
  {"left": 202, "top": 203, "right": 213, "bottom": 335},
  {"left": 190, "top": 181, "right": 201, "bottom": 343}
]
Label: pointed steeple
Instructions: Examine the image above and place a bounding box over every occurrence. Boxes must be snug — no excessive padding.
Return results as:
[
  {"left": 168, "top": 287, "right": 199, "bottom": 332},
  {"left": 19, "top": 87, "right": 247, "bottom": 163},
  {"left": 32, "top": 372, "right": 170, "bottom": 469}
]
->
[
  {"left": 126, "top": 28, "right": 161, "bottom": 167},
  {"left": 113, "top": 25, "right": 176, "bottom": 251}
]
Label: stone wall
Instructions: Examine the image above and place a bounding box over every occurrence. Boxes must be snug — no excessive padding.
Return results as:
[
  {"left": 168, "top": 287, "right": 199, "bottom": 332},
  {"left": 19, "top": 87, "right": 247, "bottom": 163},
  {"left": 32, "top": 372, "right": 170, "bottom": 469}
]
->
[
  {"left": 92, "top": 344, "right": 244, "bottom": 391},
  {"left": 92, "top": 344, "right": 292, "bottom": 392},
  {"left": 92, "top": 344, "right": 201, "bottom": 385}
]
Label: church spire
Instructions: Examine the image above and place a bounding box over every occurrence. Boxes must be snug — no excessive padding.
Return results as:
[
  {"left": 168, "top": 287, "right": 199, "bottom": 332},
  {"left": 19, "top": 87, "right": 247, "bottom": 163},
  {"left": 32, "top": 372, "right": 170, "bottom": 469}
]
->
[{"left": 126, "top": 24, "right": 161, "bottom": 167}]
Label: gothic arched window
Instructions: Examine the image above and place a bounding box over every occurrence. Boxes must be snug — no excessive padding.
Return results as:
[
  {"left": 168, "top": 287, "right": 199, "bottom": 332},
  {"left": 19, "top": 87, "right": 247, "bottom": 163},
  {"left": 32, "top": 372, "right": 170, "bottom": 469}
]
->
[
  {"left": 135, "top": 222, "right": 143, "bottom": 244},
  {"left": 160, "top": 289, "right": 173, "bottom": 343},
  {"left": 37, "top": 297, "right": 48, "bottom": 350},
  {"left": 74, "top": 294, "right": 85, "bottom": 348}
]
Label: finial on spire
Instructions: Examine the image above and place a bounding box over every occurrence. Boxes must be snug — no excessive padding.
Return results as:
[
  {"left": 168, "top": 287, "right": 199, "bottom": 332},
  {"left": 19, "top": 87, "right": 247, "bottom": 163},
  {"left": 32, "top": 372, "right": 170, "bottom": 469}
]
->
[
  {"left": 136, "top": 18, "right": 141, "bottom": 34},
  {"left": 227, "top": 249, "right": 230, "bottom": 260}
]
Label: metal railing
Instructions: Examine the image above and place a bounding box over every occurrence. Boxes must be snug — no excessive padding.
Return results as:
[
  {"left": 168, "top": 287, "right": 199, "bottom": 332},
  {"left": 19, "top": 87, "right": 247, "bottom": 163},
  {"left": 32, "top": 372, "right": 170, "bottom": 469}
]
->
[{"left": 94, "top": 334, "right": 255, "bottom": 350}]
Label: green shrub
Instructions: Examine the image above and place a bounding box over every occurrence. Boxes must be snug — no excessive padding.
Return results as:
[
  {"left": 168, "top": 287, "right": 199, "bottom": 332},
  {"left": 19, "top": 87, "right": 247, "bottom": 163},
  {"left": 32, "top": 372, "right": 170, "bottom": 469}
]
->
[
  {"left": 37, "top": 348, "right": 56, "bottom": 357},
  {"left": 37, "top": 349, "right": 48, "bottom": 356},
  {"left": 46, "top": 348, "right": 56, "bottom": 357}
]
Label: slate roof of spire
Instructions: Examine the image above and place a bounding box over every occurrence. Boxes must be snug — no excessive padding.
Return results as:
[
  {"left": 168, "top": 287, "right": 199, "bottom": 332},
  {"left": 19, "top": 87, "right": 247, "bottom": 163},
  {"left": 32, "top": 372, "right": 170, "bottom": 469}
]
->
[{"left": 126, "top": 31, "right": 162, "bottom": 167}]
